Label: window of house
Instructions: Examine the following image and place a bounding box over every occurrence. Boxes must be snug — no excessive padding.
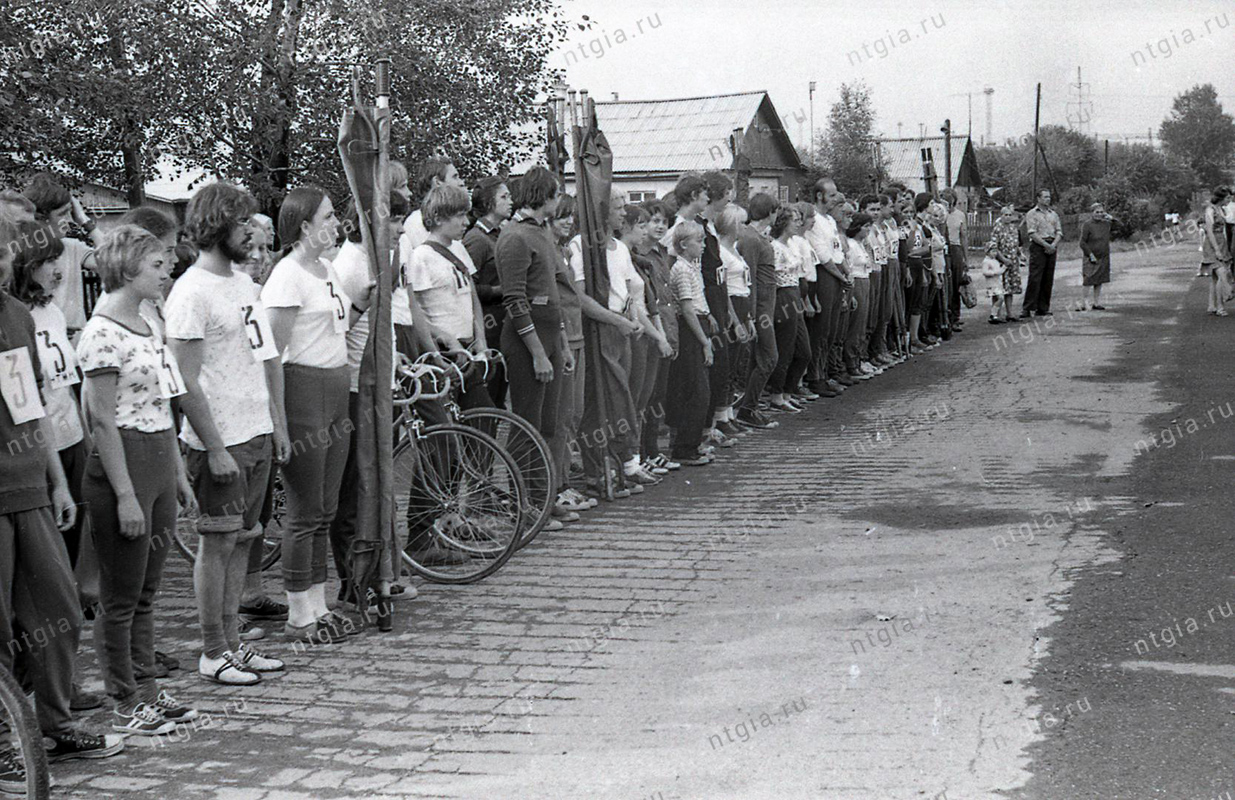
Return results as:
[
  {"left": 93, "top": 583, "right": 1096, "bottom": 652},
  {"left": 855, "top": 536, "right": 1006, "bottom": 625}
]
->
[{"left": 627, "top": 191, "right": 657, "bottom": 203}]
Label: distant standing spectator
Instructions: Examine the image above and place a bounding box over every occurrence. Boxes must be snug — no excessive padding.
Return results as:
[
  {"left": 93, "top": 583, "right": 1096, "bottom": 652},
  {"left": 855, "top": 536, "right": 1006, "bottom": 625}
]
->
[
  {"left": 1202, "top": 187, "right": 1231, "bottom": 316},
  {"left": 1021, "top": 189, "right": 1062, "bottom": 318},
  {"left": 1079, "top": 203, "right": 1113, "bottom": 311},
  {"left": 985, "top": 203, "right": 1023, "bottom": 323}
]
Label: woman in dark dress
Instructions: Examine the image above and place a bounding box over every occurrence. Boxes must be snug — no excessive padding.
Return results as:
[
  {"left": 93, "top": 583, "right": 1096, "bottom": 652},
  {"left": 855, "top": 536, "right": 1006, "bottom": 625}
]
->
[{"left": 1079, "top": 202, "right": 1113, "bottom": 310}]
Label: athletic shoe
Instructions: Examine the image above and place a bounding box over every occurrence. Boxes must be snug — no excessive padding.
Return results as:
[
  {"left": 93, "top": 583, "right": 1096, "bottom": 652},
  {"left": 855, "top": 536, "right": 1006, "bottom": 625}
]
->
[
  {"left": 736, "top": 409, "right": 779, "bottom": 429},
  {"left": 624, "top": 467, "right": 661, "bottom": 486},
  {"left": 152, "top": 690, "right": 199, "bottom": 723},
  {"left": 550, "top": 503, "right": 580, "bottom": 522},
  {"left": 199, "top": 651, "right": 263, "bottom": 685},
  {"left": 113, "top": 703, "right": 175, "bottom": 737},
  {"left": 239, "top": 595, "right": 289, "bottom": 621},
  {"left": 834, "top": 374, "right": 857, "bottom": 387},
  {"left": 825, "top": 379, "right": 845, "bottom": 393},
  {"left": 556, "top": 491, "right": 591, "bottom": 513},
  {"left": 650, "top": 454, "right": 681, "bottom": 471},
  {"left": 706, "top": 428, "right": 738, "bottom": 448},
  {"left": 770, "top": 399, "right": 802, "bottom": 413},
  {"left": 642, "top": 458, "right": 669, "bottom": 476},
  {"left": 44, "top": 730, "right": 125, "bottom": 763},
  {"left": 0, "top": 747, "right": 28, "bottom": 795},
  {"left": 564, "top": 487, "right": 598, "bottom": 508},
  {"left": 858, "top": 362, "right": 876, "bottom": 375},
  {"left": 236, "top": 643, "right": 285, "bottom": 673},
  {"left": 155, "top": 650, "right": 180, "bottom": 673},
  {"left": 847, "top": 371, "right": 872, "bottom": 382},
  {"left": 678, "top": 455, "right": 713, "bottom": 466},
  {"left": 717, "top": 420, "right": 746, "bottom": 438},
  {"left": 238, "top": 618, "right": 266, "bottom": 642}
]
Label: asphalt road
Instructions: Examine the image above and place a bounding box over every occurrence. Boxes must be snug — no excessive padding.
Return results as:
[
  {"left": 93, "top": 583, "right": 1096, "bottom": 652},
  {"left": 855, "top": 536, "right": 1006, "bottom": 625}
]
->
[{"left": 54, "top": 242, "right": 1222, "bottom": 800}]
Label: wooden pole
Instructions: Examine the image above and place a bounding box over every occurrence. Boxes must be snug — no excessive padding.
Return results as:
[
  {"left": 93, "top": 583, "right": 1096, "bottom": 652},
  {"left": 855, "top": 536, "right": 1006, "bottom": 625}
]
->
[
  {"left": 943, "top": 118, "right": 953, "bottom": 190},
  {"left": 1032, "top": 83, "right": 1041, "bottom": 197}
]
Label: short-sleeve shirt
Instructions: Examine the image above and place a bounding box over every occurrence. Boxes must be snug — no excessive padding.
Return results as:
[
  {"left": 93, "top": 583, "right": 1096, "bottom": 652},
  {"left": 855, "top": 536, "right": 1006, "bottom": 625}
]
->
[
  {"left": 0, "top": 296, "right": 51, "bottom": 514},
  {"left": 77, "top": 315, "right": 176, "bottom": 433},
  {"left": 789, "top": 235, "right": 818, "bottom": 282},
  {"left": 669, "top": 257, "right": 709, "bottom": 314},
  {"left": 28, "top": 302, "right": 83, "bottom": 451},
  {"left": 846, "top": 237, "right": 871, "bottom": 279},
  {"left": 606, "top": 239, "right": 638, "bottom": 314},
  {"left": 1024, "top": 206, "right": 1063, "bottom": 243},
  {"left": 333, "top": 240, "right": 396, "bottom": 393},
  {"left": 771, "top": 239, "right": 803, "bottom": 288},
  {"left": 50, "top": 237, "right": 92, "bottom": 331},
  {"left": 164, "top": 266, "right": 274, "bottom": 450},
  {"left": 721, "top": 244, "right": 751, "bottom": 297},
  {"left": 261, "top": 255, "right": 351, "bottom": 369},
  {"left": 805, "top": 212, "right": 845, "bottom": 266},
  {"left": 410, "top": 241, "right": 478, "bottom": 341}
]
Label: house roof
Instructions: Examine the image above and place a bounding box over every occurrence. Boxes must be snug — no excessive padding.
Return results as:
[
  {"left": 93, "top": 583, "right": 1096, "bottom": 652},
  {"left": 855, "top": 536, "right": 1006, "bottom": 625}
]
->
[
  {"left": 875, "top": 135, "right": 981, "bottom": 189},
  {"left": 538, "top": 90, "right": 801, "bottom": 177}
]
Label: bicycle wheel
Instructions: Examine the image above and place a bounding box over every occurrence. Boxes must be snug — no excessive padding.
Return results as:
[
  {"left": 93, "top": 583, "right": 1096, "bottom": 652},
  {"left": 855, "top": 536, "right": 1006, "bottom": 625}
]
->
[
  {"left": 394, "top": 424, "right": 524, "bottom": 583},
  {"left": 173, "top": 471, "right": 284, "bottom": 571},
  {"left": 458, "top": 407, "right": 553, "bottom": 551},
  {"left": 0, "top": 668, "right": 50, "bottom": 800}
]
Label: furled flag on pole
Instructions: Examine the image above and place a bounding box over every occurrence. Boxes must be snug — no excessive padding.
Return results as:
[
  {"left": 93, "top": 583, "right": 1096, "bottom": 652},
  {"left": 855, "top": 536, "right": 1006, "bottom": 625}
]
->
[{"left": 336, "top": 62, "right": 395, "bottom": 626}]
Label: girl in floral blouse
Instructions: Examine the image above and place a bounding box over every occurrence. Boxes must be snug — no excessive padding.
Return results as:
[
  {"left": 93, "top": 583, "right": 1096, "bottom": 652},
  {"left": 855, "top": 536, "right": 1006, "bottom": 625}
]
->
[{"left": 78, "top": 225, "right": 198, "bottom": 737}]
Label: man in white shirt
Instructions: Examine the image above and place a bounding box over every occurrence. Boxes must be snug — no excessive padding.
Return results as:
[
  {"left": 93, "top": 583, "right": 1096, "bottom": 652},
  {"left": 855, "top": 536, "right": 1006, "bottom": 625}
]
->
[
  {"left": 804, "top": 177, "right": 852, "bottom": 395},
  {"left": 165, "top": 183, "right": 291, "bottom": 681}
]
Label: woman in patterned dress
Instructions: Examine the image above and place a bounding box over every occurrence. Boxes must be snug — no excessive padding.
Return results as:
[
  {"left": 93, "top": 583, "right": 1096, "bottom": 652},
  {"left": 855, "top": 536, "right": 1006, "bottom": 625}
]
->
[{"left": 986, "top": 204, "right": 1023, "bottom": 322}]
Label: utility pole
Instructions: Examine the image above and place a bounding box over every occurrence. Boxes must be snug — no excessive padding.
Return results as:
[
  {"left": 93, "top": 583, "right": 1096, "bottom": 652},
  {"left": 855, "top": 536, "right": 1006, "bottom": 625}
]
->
[
  {"left": 1032, "top": 82, "right": 1042, "bottom": 197},
  {"left": 942, "top": 118, "right": 953, "bottom": 189},
  {"left": 983, "top": 86, "right": 994, "bottom": 145},
  {"left": 1103, "top": 139, "right": 1109, "bottom": 176},
  {"left": 809, "top": 80, "right": 817, "bottom": 164},
  {"left": 897, "top": 122, "right": 904, "bottom": 139}
]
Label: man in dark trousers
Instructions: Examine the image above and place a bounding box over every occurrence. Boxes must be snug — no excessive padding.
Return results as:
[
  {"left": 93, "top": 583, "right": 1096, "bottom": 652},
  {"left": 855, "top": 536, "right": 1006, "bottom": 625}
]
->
[{"left": 1021, "top": 189, "right": 1062, "bottom": 318}]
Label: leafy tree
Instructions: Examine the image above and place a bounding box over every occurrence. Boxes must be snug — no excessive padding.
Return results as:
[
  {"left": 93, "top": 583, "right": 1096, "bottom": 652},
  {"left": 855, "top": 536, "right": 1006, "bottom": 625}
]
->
[
  {"left": 1, "top": 0, "right": 567, "bottom": 215},
  {"left": 1159, "top": 84, "right": 1235, "bottom": 188},
  {"left": 816, "top": 82, "right": 883, "bottom": 197}
]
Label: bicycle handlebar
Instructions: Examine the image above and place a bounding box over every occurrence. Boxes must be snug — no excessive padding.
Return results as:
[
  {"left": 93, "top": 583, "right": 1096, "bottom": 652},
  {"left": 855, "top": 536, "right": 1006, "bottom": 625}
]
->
[{"left": 394, "top": 360, "right": 452, "bottom": 405}]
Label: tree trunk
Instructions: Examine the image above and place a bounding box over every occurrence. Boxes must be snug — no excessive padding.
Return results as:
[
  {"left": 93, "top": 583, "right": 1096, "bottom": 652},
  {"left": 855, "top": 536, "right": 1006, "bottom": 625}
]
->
[
  {"left": 121, "top": 136, "right": 145, "bottom": 207},
  {"left": 251, "top": 0, "right": 303, "bottom": 223}
]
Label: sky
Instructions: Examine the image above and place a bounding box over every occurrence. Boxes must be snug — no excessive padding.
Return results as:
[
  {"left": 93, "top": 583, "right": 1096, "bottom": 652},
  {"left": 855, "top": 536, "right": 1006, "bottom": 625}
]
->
[{"left": 552, "top": 0, "right": 1235, "bottom": 150}]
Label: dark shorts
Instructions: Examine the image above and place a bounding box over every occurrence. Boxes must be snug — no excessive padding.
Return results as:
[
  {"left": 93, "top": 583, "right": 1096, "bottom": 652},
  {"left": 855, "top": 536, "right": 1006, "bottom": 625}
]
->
[{"left": 186, "top": 434, "right": 272, "bottom": 537}]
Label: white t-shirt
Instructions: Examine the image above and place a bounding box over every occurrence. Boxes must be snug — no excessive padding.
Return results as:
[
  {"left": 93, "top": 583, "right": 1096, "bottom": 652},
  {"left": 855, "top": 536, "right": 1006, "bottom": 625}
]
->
[
  {"left": 50, "top": 238, "right": 92, "bottom": 331},
  {"left": 866, "top": 229, "right": 887, "bottom": 271},
  {"left": 409, "top": 241, "right": 478, "bottom": 342},
  {"left": 567, "top": 237, "right": 586, "bottom": 283},
  {"left": 261, "top": 255, "right": 351, "bottom": 369},
  {"left": 605, "top": 239, "right": 638, "bottom": 314},
  {"left": 721, "top": 243, "right": 751, "bottom": 297},
  {"left": 394, "top": 210, "right": 430, "bottom": 327},
  {"left": 789, "top": 235, "right": 819, "bottom": 282},
  {"left": 77, "top": 314, "right": 178, "bottom": 433},
  {"left": 333, "top": 241, "right": 396, "bottom": 393},
  {"left": 846, "top": 237, "right": 871, "bottom": 279},
  {"left": 805, "top": 211, "right": 845, "bottom": 267},
  {"left": 164, "top": 266, "right": 274, "bottom": 450},
  {"left": 1224, "top": 200, "right": 1235, "bottom": 225},
  {"left": 28, "top": 302, "right": 83, "bottom": 450}
]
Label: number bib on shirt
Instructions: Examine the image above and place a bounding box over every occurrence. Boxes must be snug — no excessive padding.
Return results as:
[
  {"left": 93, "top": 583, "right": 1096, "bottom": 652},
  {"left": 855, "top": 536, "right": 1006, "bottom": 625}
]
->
[
  {"left": 36, "top": 328, "right": 82, "bottom": 390},
  {"left": 242, "top": 303, "right": 279, "bottom": 362},
  {"left": 0, "top": 347, "right": 46, "bottom": 424},
  {"left": 327, "top": 280, "right": 348, "bottom": 333},
  {"left": 155, "top": 343, "right": 186, "bottom": 399}
]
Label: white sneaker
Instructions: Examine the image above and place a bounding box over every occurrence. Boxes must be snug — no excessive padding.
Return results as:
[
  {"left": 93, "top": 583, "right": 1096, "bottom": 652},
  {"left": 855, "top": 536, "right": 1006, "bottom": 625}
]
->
[
  {"left": 199, "top": 652, "right": 261, "bottom": 686},
  {"left": 859, "top": 362, "right": 875, "bottom": 375},
  {"left": 236, "top": 643, "right": 285, "bottom": 673}
]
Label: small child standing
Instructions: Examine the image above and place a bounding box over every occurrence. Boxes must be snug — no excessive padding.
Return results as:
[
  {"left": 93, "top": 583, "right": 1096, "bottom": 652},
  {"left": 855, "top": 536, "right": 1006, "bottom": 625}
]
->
[{"left": 664, "top": 222, "right": 713, "bottom": 467}]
